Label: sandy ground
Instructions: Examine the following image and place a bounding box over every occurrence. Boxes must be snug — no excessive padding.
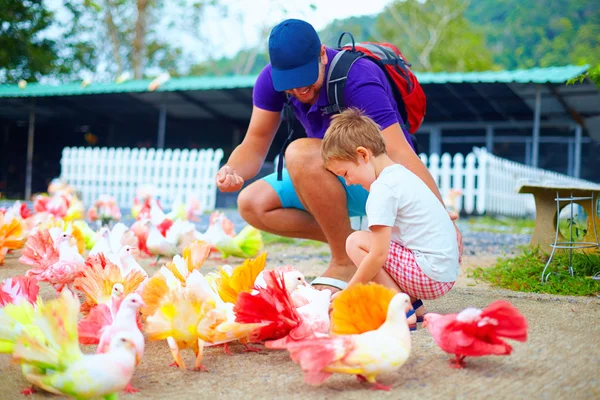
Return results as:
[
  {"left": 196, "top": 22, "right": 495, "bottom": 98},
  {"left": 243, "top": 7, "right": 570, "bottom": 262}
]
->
[{"left": 0, "top": 243, "right": 598, "bottom": 400}]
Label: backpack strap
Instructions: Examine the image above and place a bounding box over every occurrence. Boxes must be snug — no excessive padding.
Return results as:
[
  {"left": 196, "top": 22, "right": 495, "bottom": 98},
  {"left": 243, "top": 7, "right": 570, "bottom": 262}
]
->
[
  {"left": 276, "top": 94, "right": 295, "bottom": 181},
  {"left": 323, "top": 49, "right": 364, "bottom": 115}
]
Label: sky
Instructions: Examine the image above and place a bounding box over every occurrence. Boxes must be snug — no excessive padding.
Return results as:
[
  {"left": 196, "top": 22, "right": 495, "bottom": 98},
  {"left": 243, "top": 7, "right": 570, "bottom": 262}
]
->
[
  {"left": 46, "top": 0, "right": 393, "bottom": 61},
  {"left": 195, "top": 0, "right": 393, "bottom": 58}
]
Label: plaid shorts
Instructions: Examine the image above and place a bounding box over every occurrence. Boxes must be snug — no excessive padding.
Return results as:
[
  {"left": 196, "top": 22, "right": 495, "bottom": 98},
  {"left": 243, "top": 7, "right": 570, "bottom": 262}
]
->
[{"left": 383, "top": 241, "right": 454, "bottom": 300}]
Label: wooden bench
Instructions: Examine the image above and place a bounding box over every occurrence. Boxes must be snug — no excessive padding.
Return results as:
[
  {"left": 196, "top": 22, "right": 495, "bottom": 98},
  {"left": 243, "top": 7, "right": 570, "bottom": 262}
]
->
[{"left": 516, "top": 180, "right": 600, "bottom": 254}]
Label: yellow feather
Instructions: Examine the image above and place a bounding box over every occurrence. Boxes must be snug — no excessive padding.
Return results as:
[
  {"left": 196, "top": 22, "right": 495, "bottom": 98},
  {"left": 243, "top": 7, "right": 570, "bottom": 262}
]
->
[
  {"left": 38, "top": 220, "right": 85, "bottom": 255},
  {"left": 330, "top": 283, "right": 396, "bottom": 335},
  {"left": 141, "top": 275, "right": 170, "bottom": 318},
  {"left": 215, "top": 252, "right": 267, "bottom": 303},
  {"left": 69, "top": 224, "right": 86, "bottom": 255},
  {"left": 163, "top": 261, "right": 186, "bottom": 284}
]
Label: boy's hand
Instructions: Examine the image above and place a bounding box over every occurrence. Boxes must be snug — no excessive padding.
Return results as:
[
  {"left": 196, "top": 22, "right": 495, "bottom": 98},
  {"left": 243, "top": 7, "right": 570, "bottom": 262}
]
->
[
  {"left": 448, "top": 211, "right": 463, "bottom": 263},
  {"left": 216, "top": 166, "right": 245, "bottom": 192},
  {"left": 331, "top": 290, "right": 342, "bottom": 301}
]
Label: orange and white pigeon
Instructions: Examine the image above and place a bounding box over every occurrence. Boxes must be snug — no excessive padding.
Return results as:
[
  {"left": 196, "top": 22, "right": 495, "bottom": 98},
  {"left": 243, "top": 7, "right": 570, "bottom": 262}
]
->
[
  {"left": 74, "top": 253, "right": 146, "bottom": 315},
  {"left": 286, "top": 284, "right": 413, "bottom": 391},
  {"left": 0, "top": 201, "right": 34, "bottom": 236},
  {"left": 0, "top": 211, "right": 26, "bottom": 265},
  {"left": 142, "top": 243, "right": 264, "bottom": 368},
  {"left": 423, "top": 300, "right": 528, "bottom": 368},
  {"left": 207, "top": 252, "right": 267, "bottom": 304}
]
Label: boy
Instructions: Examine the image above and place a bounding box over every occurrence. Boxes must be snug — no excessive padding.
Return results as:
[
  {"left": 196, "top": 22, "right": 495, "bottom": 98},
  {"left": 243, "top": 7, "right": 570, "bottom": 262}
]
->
[{"left": 321, "top": 108, "right": 460, "bottom": 325}]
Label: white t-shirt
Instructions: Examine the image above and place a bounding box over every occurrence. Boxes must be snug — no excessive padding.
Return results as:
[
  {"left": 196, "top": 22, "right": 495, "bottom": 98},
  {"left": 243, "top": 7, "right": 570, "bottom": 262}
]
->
[{"left": 365, "top": 164, "right": 459, "bottom": 282}]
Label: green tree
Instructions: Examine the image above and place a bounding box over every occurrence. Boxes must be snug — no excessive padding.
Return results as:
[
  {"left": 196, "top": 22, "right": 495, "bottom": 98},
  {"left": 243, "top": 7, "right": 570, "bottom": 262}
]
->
[
  {"left": 62, "top": 0, "right": 228, "bottom": 80},
  {"left": 376, "top": 0, "right": 498, "bottom": 72},
  {"left": 0, "top": 1, "right": 96, "bottom": 84},
  {"left": 465, "top": 0, "right": 599, "bottom": 70},
  {"left": 318, "top": 15, "right": 380, "bottom": 47},
  {"left": 0, "top": 0, "right": 60, "bottom": 83}
]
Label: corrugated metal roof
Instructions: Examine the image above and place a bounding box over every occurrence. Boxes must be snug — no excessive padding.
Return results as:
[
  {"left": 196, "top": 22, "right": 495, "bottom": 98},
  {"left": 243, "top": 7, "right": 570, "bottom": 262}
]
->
[
  {"left": 0, "top": 65, "right": 589, "bottom": 98},
  {"left": 0, "top": 75, "right": 257, "bottom": 98},
  {"left": 416, "top": 65, "right": 589, "bottom": 84}
]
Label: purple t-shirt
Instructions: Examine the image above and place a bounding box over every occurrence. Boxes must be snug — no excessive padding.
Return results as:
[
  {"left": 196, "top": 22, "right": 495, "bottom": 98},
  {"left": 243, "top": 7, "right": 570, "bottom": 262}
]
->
[{"left": 253, "top": 47, "right": 412, "bottom": 147}]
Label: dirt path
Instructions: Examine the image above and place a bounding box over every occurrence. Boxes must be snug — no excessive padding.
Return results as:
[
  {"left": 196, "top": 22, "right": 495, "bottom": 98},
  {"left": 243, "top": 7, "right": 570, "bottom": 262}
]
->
[{"left": 0, "top": 246, "right": 598, "bottom": 400}]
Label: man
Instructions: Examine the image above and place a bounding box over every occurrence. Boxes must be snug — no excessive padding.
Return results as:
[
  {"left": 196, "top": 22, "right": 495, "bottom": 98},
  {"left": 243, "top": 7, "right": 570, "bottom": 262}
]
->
[{"left": 216, "top": 19, "right": 462, "bottom": 293}]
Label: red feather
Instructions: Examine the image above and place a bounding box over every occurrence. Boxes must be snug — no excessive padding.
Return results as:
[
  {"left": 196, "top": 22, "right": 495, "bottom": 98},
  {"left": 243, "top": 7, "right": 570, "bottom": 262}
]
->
[
  {"left": 78, "top": 303, "right": 113, "bottom": 344},
  {"left": 286, "top": 336, "right": 355, "bottom": 384},
  {"left": 0, "top": 276, "right": 40, "bottom": 306},
  {"left": 19, "top": 203, "right": 33, "bottom": 219},
  {"left": 233, "top": 270, "right": 301, "bottom": 343},
  {"left": 156, "top": 218, "right": 174, "bottom": 237},
  {"left": 19, "top": 228, "right": 59, "bottom": 269}
]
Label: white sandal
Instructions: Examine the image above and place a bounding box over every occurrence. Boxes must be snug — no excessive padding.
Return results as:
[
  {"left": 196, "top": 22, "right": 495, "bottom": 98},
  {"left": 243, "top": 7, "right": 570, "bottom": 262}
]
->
[{"left": 310, "top": 277, "right": 348, "bottom": 290}]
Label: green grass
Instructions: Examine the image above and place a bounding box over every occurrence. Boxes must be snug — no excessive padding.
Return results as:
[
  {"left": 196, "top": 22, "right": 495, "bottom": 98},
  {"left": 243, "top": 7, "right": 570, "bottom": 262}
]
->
[
  {"left": 558, "top": 219, "right": 587, "bottom": 242},
  {"left": 260, "top": 231, "right": 325, "bottom": 248},
  {"left": 466, "top": 216, "right": 535, "bottom": 234},
  {"left": 468, "top": 246, "right": 600, "bottom": 296}
]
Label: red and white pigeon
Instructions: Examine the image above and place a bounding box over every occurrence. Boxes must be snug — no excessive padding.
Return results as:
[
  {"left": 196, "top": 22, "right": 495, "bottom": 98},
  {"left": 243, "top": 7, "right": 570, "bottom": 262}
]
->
[
  {"left": 33, "top": 192, "right": 72, "bottom": 219},
  {"left": 0, "top": 276, "right": 40, "bottom": 306},
  {"left": 145, "top": 219, "right": 196, "bottom": 264},
  {"left": 138, "top": 198, "right": 173, "bottom": 236},
  {"left": 423, "top": 300, "right": 528, "bottom": 368},
  {"left": 234, "top": 269, "right": 330, "bottom": 349},
  {"left": 130, "top": 219, "right": 153, "bottom": 257},
  {"left": 78, "top": 293, "right": 145, "bottom": 393},
  {"left": 19, "top": 229, "right": 85, "bottom": 292}
]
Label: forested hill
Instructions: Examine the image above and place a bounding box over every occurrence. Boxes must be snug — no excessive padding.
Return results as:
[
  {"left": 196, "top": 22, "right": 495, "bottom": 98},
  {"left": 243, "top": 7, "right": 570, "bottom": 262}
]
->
[{"left": 202, "top": 0, "right": 598, "bottom": 76}]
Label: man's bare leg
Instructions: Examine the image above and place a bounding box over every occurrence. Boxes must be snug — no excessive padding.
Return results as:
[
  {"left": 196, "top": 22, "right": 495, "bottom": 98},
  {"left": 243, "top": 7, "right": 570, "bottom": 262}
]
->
[
  {"left": 285, "top": 139, "right": 357, "bottom": 288},
  {"left": 237, "top": 138, "right": 357, "bottom": 291},
  {"left": 238, "top": 181, "right": 327, "bottom": 242}
]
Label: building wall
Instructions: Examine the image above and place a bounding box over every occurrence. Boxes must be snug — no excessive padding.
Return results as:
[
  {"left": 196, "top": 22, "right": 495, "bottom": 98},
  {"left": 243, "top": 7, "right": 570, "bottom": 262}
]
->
[{"left": 2, "top": 114, "right": 598, "bottom": 202}]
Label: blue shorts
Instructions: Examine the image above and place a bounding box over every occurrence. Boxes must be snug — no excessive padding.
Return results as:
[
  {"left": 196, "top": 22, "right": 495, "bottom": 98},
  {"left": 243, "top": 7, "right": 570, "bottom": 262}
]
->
[{"left": 262, "top": 169, "right": 369, "bottom": 217}]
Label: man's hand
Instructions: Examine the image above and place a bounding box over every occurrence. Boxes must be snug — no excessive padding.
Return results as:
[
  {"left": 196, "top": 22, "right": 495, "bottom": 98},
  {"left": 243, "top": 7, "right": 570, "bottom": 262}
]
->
[
  {"left": 448, "top": 211, "right": 464, "bottom": 263},
  {"left": 216, "top": 166, "right": 245, "bottom": 192}
]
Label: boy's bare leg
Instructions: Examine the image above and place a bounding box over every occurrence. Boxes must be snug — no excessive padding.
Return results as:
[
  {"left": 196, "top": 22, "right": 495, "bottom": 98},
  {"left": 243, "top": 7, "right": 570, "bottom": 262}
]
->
[{"left": 345, "top": 230, "right": 418, "bottom": 325}]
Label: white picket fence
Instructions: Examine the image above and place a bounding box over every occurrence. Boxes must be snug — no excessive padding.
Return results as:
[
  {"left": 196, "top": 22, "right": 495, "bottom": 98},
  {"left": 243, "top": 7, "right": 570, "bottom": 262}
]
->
[
  {"left": 60, "top": 147, "right": 224, "bottom": 211},
  {"left": 478, "top": 147, "right": 600, "bottom": 217},
  {"left": 275, "top": 147, "right": 599, "bottom": 218}
]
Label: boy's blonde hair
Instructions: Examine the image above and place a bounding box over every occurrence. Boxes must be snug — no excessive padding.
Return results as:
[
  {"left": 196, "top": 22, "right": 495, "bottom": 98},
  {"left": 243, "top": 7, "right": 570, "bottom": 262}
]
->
[{"left": 321, "top": 108, "right": 386, "bottom": 167}]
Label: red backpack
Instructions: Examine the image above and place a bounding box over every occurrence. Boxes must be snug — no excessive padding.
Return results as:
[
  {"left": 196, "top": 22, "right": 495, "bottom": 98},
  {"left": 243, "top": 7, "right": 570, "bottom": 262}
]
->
[{"left": 323, "top": 32, "right": 427, "bottom": 134}]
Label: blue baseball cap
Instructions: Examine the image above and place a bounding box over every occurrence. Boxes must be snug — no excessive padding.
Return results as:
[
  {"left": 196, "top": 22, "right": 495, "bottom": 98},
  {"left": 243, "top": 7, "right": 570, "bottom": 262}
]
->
[{"left": 269, "top": 19, "right": 321, "bottom": 92}]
